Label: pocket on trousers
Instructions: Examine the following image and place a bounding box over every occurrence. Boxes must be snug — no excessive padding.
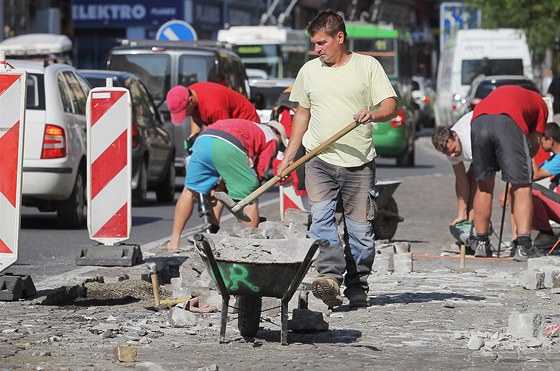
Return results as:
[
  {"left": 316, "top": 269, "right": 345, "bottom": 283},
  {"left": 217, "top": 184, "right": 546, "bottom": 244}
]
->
[{"left": 367, "top": 188, "right": 378, "bottom": 221}]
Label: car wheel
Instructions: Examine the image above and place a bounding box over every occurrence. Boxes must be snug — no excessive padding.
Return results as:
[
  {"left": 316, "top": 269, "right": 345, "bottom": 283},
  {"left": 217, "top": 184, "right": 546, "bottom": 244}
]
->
[
  {"left": 373, "top": 196, "right": 399, "bottom": 240},
  {"left": 132, "top": 160, "right": 148, "bottom": 206},
  {"left": 57, "top": 167, "right": 86, "bottom": 229},
  {"left": 396, "top": 143, "right": 415, "bottom": 167},
  {"left": 156, "top": 160, "right": 176, "bottom": 203}
]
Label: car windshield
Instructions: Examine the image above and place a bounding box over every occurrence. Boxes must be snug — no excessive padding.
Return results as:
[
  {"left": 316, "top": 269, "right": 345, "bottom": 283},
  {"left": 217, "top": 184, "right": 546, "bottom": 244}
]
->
[
  {"left": 475, "top": 79, "right": 534, "bottom": 99},
  {"left": 108, "top": 54, "right": 171, "bottom": 103},
  {"left": 177, "top": 54, "right": 216, "bottom": 87},
  {"left": 461, "top": 59, "right": 524, "bottom": 85}
]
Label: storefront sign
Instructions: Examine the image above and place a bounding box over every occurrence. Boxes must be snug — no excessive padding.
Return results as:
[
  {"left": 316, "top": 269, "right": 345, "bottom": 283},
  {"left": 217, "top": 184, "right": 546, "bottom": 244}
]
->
[{"left": 73, "top": 0, "right": 182, "bottom": 27}]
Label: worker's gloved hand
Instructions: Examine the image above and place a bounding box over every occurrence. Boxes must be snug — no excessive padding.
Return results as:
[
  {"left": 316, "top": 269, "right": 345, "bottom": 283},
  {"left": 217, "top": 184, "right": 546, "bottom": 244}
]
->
[{"left": 185, "top": 133, "right": 199, "bottom": 155}]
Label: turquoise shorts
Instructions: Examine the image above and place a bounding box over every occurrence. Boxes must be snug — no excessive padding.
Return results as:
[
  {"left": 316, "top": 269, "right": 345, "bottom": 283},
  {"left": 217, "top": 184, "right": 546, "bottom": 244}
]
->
[{"left": 185, "top": 135, "right": 259, "bottom": 201}]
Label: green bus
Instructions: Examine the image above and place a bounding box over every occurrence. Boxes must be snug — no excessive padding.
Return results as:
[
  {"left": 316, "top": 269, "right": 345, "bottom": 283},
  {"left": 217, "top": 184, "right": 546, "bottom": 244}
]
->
[{"left": 344, "top": 22, "right": 414, "bottom": 84}]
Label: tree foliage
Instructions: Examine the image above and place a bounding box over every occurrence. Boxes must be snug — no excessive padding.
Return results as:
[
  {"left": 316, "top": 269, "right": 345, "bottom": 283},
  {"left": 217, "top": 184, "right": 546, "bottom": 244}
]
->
[{"left": 468, "top": 0, "right": 560, "bottom": 63}]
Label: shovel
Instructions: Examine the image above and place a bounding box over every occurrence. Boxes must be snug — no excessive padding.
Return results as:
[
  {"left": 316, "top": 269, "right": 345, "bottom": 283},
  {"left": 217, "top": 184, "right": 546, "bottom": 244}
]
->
[{"left": 215, "top": 120, "right": 361, "bottom": 222}]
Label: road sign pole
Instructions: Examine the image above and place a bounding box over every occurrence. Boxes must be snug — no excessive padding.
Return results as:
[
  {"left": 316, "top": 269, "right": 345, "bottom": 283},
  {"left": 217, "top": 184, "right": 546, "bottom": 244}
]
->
[{"left": 76, "top": 78, "right": 141, "bottom": 267}]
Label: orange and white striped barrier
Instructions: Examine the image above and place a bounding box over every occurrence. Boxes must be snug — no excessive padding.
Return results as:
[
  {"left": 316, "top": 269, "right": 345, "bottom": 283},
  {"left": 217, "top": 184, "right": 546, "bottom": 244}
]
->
[{"left": 0, "top": 52, "right": 26, "bottom": 273}]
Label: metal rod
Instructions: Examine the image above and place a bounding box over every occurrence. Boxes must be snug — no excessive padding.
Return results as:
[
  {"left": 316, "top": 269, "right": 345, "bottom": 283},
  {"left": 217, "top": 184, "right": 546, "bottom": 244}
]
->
[{"left": 497, "top": 182, "right": 509, "bottom": 258}]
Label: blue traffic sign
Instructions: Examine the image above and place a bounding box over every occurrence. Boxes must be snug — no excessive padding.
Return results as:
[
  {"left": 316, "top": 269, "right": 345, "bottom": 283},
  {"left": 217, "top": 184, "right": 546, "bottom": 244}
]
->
[{"left": 156, "top": 20, "right": 198, "bottom": 41}]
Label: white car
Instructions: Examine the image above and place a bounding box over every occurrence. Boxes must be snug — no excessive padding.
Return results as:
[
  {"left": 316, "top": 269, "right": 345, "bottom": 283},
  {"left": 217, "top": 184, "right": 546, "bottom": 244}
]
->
[
  {"left": 13, "top": 59, "right": 91, "bottom": 228},
  {"left": 411, "top": 76, "right": 435, "bottom": 129}
]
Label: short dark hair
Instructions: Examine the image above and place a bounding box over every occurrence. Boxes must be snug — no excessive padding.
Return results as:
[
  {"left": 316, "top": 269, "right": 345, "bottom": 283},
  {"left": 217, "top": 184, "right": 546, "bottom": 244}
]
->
[
  {"left": 545, "top": 122, "right": 560, "bottom": 142},
  {"left": 307, "top": 9, "right": 347, "bottom": 41},
  {"left": 431, "top": 126, "right": 454, "bottom": 153}
]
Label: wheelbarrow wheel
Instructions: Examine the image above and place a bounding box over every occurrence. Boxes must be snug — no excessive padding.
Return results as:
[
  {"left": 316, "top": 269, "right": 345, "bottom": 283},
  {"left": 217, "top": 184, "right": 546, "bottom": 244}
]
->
[
  {"left": 237, "top": 296, "right": 262, "bottom": 337},
  {"left": 373, "top": 196, "right": 399, "bottom": 240}
]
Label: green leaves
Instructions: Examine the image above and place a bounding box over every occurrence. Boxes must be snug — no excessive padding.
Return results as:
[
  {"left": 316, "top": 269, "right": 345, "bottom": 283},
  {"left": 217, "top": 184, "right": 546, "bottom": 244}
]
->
[{"left": 468, "top": 0, "right": 560, "bottom": 61}]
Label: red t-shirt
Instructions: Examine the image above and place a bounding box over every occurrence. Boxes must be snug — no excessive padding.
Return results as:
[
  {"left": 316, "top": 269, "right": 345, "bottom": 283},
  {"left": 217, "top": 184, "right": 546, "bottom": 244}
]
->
[
  {"left": 209, "top": 119, "right": 277, "bottom": 179},
  {"left": 190, "top": 82, "right": 260, "bottom": 125},
  {"left": 472, "top": 85, "right": 548, "bottom": 135}
]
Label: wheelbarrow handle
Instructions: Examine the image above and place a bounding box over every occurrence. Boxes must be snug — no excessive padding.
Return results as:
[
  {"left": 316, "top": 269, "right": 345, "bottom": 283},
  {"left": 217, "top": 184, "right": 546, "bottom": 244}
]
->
[{"left": 193, "top": 234, "right": 230, "bottom": 302}]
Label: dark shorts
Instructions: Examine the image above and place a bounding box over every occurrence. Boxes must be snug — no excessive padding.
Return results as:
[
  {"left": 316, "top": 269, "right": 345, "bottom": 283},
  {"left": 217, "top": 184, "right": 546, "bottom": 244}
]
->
[{"left": 471, "top": 114, "right": 532, "bottom": 184}]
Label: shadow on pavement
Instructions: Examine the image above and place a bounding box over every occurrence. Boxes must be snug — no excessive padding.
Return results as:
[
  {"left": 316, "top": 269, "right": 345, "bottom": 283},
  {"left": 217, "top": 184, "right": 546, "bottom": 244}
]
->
[{"left": 371, "top": 292, "right": 485, "bottom": 305}]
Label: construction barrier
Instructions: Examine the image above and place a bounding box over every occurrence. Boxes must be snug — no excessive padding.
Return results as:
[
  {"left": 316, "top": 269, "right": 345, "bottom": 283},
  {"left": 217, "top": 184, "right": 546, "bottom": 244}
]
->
[
  {"left": 279, "top": 182, "right": 310, "bottom": 222},
  {"left": 79, "top": 79, "right": 141, "bottom": 266},
  {"left": 0, "top": 52, "right": 26, "bottom": 274}
]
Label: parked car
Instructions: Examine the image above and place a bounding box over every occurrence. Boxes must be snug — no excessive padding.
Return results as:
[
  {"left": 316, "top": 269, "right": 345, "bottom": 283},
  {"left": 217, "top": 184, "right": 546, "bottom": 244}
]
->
[
  {"left": 106, "top": 40, "right": 251, "bottom": 174},
  {"left": 458, "top": 75, "right": 539, "bottom": 116},
  {"left": 372, "top": 82, "right": 417, "bottom": 167},
  {"left": 249, "top": 78, "right": 294, "bottom": 122},
  {"left": 79, "top": 70, "right": 176, "bottom": 205},
  {"left": 12, "top": 59, "right": 91, "bottom": 228},
  {"left": 411, "top": 76, "right": 435, "bottom": 129}
]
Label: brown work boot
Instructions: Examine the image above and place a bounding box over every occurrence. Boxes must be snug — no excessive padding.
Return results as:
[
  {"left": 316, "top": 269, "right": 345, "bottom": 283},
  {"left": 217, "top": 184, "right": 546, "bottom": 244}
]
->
[{"left": 311, "top": 277, "right": 343, "bottom": 308}]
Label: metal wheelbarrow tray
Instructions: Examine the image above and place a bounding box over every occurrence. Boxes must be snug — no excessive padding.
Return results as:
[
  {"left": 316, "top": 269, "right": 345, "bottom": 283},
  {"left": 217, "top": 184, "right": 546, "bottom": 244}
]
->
[{"left": 193, "top": 233, "right": 327, "bottom": 345}]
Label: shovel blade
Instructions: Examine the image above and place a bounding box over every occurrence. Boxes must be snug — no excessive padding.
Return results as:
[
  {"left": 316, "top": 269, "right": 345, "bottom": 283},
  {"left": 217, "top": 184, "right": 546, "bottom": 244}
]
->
[{"left": 214, "top": 191, "right": 251, "bottom": 222}]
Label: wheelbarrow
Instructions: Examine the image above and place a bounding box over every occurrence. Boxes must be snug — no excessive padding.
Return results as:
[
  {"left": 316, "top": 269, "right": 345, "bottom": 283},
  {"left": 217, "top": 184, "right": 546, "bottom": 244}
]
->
[
  {"left": 193, "top": 233, "right": 328, "bottom": 345},
  {"left": 372, "top": 180, "right": 404, "bottom": 240},
  {"left": 334, "top": 180, "right": 404, "bottom": 241}
]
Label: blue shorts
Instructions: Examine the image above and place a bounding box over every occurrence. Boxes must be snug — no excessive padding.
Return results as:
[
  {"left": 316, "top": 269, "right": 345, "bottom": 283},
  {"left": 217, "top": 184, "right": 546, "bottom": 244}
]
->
[{"left": 185, "top": 135, "right": 259, "bottom": 201}]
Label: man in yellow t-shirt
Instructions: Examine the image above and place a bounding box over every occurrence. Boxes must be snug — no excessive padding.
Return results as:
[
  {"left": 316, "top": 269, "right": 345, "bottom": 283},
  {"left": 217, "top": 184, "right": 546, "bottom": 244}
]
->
[{"left": 277, "top": 10, "right": 397, "bottom": 309}]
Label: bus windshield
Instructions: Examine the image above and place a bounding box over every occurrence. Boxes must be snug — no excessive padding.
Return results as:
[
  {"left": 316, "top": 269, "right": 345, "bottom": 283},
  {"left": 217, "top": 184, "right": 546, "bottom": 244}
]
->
[
  {"left": 217, "top": 26, "right": 307, "bottom": 79},
  {"left": 233, "top": 44, "right": 281, "bottom": 78}
]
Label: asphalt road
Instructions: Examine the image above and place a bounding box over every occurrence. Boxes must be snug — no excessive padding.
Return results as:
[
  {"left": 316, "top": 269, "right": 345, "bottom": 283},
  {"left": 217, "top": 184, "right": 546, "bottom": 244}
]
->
[{"left": 6, "top": 133, "right": 454, "bottom": 282}]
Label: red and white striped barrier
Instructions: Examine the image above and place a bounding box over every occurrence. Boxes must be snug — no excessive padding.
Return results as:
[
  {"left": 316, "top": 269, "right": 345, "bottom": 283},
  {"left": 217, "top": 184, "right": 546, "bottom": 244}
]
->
[
  {"left": 86, "top": 80, "right": 131, "bottom": 245},
  {"left": 0, "top": 54, "right": 26, "bottom": 273},
  {"left": 279, "top": 182, "right": 310, "bottom": 221}
]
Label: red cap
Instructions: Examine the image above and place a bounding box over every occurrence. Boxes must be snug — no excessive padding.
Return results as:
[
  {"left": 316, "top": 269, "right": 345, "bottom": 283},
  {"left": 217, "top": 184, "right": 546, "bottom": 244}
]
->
[{"left": 166, "top": 85, "right": 190, "bottom": 124}]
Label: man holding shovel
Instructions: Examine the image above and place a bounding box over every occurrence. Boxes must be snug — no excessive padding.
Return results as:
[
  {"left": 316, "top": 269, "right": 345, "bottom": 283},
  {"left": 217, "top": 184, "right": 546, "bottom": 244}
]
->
[{"left": 276, "top": 10, "right": 397, "bottom": 309}]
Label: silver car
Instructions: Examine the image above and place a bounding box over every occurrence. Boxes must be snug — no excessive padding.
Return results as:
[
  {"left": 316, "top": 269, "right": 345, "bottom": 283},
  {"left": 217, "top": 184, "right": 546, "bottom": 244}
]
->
[{"left": 13, "top": 59, "right": 91, "bottom": 228}]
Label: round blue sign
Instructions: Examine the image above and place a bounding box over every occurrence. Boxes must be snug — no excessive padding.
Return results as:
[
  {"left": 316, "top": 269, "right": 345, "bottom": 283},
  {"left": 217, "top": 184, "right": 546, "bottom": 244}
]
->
[{"left": 156, "top": 20, "right": 198, "bottom": 41}]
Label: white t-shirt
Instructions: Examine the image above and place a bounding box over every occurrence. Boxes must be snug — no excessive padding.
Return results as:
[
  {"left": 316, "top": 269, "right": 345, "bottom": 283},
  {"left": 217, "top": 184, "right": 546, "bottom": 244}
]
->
[
  {"left": 290, "top": 52, "right": 396, "bottom": 167},
  {"left": 448, "top": 111, "right": 473, "bottom": 165}
]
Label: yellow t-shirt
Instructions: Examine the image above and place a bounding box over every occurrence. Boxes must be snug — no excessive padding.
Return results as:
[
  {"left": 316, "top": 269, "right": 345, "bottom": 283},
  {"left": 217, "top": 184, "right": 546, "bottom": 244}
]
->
[{"left": 290, "top": 52, "right": 396, "bottom": 167}]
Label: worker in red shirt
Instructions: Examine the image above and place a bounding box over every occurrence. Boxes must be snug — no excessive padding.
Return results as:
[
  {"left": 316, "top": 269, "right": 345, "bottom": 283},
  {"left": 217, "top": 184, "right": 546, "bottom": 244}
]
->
[
  {"left": 167, "top": 82, "right": 261, "bottom": 137},
  {"left": 164, "top": 83, "right": 261, "bottom": 252},
  {"left": 165, "top": 118, "right": 287, "bottom": 251},
  {"left": 470, "top": 85, "right": 548, "bottom": 261}
]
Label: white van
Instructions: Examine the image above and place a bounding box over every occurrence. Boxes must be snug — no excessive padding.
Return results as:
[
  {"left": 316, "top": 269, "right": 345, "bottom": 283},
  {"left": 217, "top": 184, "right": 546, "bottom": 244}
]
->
[{"left": 435, "top": 28, "right": 533, "bottom": 127}]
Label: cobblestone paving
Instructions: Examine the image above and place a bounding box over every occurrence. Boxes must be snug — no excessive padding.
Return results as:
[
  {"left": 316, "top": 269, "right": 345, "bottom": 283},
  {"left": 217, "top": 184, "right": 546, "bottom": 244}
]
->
[{"left": 1, "top": 175, "right": 559, "bottom": 370}]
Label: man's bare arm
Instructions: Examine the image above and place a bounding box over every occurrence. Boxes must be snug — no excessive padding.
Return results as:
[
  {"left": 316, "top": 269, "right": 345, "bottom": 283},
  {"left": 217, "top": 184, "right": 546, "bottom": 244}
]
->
[{"left": 452, "top": 162, "right": 470, "bottom": 225}]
